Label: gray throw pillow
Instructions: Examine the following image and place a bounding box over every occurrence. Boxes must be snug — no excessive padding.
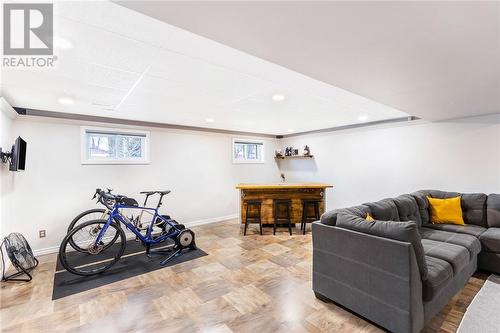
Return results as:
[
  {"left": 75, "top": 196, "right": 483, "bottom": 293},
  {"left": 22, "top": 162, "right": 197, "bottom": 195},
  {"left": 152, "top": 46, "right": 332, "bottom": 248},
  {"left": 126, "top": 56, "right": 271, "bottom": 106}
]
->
[
  {"left": 487, "top": 194, "right": 500, "bottom": 227},
  {"left": 363, "top": 198, "right": 400, "bottom": 221},
  {"left": 320, "top": 205, "right": 371, "bottom": 226},
  {"left": 337, "top": 212, "right": 428, "bottom": 280}
]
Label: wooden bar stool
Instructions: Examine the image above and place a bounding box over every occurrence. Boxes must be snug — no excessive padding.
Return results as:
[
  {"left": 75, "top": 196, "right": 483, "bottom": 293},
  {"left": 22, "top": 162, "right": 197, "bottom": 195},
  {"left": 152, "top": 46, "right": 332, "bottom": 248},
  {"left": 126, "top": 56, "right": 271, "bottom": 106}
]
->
[
  {"left": 244, "top": 200, "right": 262, "bottom": 236},
  {"left": 301, "top": 200, "right": 321, "bottom": 235},
  {"left": 273, "top": 199, "right": 292, "bottom": 236}
]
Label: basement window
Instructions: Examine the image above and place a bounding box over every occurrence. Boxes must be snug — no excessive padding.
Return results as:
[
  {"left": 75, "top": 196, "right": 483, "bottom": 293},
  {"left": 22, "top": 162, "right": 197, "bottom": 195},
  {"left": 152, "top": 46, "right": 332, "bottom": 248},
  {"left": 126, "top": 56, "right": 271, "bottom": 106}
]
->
[
  {"left": 81, "top": 127, "right": 150, "bottom": 164},
  {"left": 233, "top": 138, "right": 264, "bottom": 164}
]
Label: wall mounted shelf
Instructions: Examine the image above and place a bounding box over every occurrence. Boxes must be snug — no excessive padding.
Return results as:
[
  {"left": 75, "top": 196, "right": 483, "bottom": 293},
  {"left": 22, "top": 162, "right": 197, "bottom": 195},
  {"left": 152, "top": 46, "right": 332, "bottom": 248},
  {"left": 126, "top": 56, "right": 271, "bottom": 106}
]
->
[{"left": 274, "top": 155, "right": 314, "bottom": 159}]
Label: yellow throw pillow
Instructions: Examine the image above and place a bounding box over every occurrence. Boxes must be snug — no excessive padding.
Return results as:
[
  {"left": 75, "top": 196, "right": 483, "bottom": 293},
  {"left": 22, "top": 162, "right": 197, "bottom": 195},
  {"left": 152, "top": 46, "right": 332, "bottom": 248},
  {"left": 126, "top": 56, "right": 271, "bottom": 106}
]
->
[
  {"left": 427, "top": 196, "right": 465, "bottom": 225},
  {"left": 365, "top": 213, "right": 375, "bottom": 222}
]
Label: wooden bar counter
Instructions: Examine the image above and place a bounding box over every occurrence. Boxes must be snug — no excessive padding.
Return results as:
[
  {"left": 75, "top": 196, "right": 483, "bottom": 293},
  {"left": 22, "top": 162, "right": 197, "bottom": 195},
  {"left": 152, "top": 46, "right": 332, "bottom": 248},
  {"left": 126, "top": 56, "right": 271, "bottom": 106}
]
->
[{"left": 235, "top": 183, "right": 333, "bottom": 225}]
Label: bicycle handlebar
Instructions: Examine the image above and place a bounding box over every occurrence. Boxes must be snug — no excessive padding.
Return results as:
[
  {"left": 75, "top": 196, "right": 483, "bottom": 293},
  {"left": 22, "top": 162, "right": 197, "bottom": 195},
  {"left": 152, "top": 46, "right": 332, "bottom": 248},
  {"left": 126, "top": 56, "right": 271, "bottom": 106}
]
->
[
  {"left": 92, "top": 188, "right": 100, "bottom": 200},
  {"left": 92, "top": 188, "right": 117, "bottom": 210}
]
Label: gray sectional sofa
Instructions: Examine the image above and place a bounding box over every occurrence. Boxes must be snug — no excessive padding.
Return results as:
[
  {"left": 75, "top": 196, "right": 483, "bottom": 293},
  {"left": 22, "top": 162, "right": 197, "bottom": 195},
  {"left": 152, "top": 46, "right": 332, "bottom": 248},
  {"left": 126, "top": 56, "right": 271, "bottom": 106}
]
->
[{"left": 312, "top": 190, "right": 500, "bottom": 333}]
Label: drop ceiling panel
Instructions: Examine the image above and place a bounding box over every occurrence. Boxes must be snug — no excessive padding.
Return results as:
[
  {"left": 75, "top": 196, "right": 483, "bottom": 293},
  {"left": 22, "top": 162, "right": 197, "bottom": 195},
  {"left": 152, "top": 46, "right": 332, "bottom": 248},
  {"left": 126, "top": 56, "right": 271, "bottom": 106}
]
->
[
  {"left": 2, "top": 60, "right": 139, "bottom": 92},
  {"left": 1, "top": 83, "right": 125, "bottom": 114},
  {"left": 2, "top": 1, "right": 411, "bottom": 135},
  {"left": 116, "top": 1, "right": 500, "bottom": 121},
  {"left": 54, "top": 1, "right": 177, "bottom": 50},
  {"left": 55, "top": 17, "right": 156, "bottom": 74}
]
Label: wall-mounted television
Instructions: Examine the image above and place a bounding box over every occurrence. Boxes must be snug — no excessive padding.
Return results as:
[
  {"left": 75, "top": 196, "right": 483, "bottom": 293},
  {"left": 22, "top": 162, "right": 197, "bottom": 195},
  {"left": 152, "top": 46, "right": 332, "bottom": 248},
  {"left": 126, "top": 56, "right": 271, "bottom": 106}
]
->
[{"left": 9, "top": 137, "right": 27, "bottom": 171}]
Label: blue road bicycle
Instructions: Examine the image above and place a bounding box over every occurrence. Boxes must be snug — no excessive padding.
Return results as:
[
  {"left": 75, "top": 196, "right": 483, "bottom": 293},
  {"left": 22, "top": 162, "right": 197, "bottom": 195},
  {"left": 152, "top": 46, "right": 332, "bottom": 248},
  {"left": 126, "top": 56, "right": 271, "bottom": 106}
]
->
[
  {"left": 66, "top": 188, "right": 171, "bottom": 252},
  {"left": 59, "top": 189, "right": 196, "bottom": 276}
]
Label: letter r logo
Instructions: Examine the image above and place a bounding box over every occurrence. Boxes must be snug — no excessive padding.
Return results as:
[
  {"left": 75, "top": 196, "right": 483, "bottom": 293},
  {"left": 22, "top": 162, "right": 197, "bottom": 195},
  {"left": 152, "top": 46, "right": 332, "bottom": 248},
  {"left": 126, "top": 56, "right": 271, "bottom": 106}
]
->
[{"left": 3, "top": 3, "right": 53, "bottom": 55}]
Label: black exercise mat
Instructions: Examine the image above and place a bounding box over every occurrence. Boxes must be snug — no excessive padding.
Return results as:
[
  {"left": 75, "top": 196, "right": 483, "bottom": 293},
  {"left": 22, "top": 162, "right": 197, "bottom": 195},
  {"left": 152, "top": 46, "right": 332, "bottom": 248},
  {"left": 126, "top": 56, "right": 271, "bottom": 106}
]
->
[
  {"left": 52, "top": 243, "right": 207, "bottom": 300},
  {"left": 55, "top": 238, "right": 175, "bottom": 271}
]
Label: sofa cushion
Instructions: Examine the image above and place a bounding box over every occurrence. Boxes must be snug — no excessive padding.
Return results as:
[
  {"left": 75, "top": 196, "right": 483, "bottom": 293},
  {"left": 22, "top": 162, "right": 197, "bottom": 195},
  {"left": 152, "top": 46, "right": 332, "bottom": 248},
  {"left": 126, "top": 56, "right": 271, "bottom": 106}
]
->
[
  {"left": 363, "top": 198, "right": 400, "bottom": 221},
  {"left": 423, "top": 189, "right": 461, "bottom": 199},
  {"left": 320, "top": 205, "right": 371, "bottom": 226},
  {"left": 320, "top": 209, "right": 340, "bottom": 226},
  {"left": 411, "top": 191, "right": 430, "bottom": 225},
  {"left": 479, "top": 228, "right": 500, "bottom": 253},
  {"left": 461, "top": 193, "right": 487, "bottom": 227},
  {"left": 337, "top": 212, "right": 427, "bottom": 279},
  {"left": 424, "top": 223, "right": 486, "bottom": 238},
  {"left": 420, "top": 227, "right": 481, "bottom": 259},
  {"left": 415, "top": 190, "right": 487, "bottom": 227},
  {"left": 423, "top": 256, "right": 453, "bottom": 302},
  {"left": 487, "top": 194, "right": 500, "bottom": 227},
  {"left": 478, "top": 251, "right": 500, "bottom": 275},
  {"left": 414, "top": 190, "right": 461, "bottom": 226},
  {"left": 422, "top": 239, "right": 469, "bottom": 273},
  {"left": 393, "top": 194, "right": 422, "bottom": 227}
]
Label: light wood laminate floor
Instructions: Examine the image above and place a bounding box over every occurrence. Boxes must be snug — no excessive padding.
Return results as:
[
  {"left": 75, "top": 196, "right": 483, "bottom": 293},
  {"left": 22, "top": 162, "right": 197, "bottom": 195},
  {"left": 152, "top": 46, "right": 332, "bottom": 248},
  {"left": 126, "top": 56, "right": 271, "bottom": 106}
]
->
[{"left": 0, "top": 219, "right": 487, "bottom": 333}]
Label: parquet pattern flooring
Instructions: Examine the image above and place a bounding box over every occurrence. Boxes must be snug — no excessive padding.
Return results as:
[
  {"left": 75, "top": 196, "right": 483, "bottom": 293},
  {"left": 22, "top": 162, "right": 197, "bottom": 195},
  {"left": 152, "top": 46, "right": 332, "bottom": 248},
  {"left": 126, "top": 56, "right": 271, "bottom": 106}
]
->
[{"left": 0, "top": 219, "right": 487, "bottom": 332}]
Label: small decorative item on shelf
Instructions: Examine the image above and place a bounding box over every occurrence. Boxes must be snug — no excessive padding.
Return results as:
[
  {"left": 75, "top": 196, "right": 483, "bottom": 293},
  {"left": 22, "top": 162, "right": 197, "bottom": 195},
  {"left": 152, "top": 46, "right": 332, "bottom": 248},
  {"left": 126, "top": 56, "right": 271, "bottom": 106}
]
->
[
  {"left": 303, "top": 145, "right": 310, "bottom": 156},
  {"left": 275, "top": 146, "right": 313, "bottom": 159}
]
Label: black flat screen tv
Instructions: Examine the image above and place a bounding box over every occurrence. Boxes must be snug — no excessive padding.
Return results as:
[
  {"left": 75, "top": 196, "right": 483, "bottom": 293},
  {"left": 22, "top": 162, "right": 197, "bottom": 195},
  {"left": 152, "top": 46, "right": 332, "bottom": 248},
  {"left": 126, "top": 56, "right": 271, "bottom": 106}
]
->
[{"left": 9, "top": 136, "right": 27, "bottom": 171}]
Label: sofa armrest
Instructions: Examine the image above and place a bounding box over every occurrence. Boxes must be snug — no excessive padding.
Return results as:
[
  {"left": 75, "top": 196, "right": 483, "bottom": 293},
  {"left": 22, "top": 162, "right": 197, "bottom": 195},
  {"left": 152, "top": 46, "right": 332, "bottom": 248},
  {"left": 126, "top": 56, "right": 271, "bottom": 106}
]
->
[{"left": 312, "top": 221, "right": 424, "bottom": 333}]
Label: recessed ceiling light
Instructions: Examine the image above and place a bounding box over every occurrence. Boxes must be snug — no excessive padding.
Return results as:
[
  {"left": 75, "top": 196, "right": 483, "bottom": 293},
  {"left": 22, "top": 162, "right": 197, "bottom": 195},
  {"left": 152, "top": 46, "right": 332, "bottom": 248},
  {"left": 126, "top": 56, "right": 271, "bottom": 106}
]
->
[
  {"left": 357, "top": 114, "right": 369, "bottom": 122},
  {"left": 58, "top": 96, "right": 74, "bottom": 105},
  {"left": 272, "top": 94, "right": 285, "bottom": 102},
  {"left": 53, "top": 36, "right": 73, "bottom": 49},
  {"left": 205, "top": 118, "right": 215, "bottom": 123},
  {"left": 287, "top": 129, "right": 294, "bottom": 133}
]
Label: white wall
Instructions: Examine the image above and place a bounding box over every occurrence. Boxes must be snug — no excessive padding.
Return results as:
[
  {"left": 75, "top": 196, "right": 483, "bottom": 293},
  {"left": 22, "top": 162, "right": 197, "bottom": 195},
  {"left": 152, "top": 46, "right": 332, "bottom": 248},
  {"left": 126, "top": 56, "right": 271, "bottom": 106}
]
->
[
  {"left": 1, "top": 100, "right": 17, "bottom": 238},
  {"left": 1, "top": 99, "right": 19, "bottom": 271},
  {"left": 280, "top": 114, "right": 500, "bottom": 210},
  {"left": 2, "top": 115, "right": 280, "bottom": 253},
  {"left": 3, "top": 108, "right": 499, "bottom": 255}
]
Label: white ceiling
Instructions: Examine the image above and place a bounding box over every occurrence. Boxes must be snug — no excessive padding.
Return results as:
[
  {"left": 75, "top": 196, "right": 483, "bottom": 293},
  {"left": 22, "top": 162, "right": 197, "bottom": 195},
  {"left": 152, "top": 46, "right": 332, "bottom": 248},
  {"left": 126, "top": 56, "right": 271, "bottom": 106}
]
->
[
  {"left": 0, "top": 1, "right": 409, "bottom": 136},
  {"left": 117, "top": 1, "right": 500, "bottom": 121}
]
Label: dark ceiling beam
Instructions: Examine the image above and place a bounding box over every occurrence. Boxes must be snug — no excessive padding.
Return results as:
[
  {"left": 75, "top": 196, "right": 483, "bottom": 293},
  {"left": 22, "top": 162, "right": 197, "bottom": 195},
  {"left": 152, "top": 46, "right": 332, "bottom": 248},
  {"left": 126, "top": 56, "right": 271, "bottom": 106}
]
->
[{"left": 13, "top": 107, "right": 418, "bottom": 139}]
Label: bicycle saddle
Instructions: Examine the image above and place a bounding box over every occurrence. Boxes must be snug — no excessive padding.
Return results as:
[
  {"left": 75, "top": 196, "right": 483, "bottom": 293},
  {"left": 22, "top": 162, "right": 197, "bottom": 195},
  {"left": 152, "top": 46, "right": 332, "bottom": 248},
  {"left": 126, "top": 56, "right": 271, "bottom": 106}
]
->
[{"left": 140, "top": 190, "right": 171, "bottom": 195}]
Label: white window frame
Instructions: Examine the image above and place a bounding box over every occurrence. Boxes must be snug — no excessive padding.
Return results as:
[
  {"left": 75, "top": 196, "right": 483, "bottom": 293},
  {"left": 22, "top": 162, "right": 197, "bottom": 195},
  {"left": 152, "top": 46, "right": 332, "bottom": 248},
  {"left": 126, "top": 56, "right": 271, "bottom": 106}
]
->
[
  {"left": 81, "top": 126, "right": 150, "bottom": 165},
  {"left": 232, "top": 138, "right": 265, "bottom": 164}
]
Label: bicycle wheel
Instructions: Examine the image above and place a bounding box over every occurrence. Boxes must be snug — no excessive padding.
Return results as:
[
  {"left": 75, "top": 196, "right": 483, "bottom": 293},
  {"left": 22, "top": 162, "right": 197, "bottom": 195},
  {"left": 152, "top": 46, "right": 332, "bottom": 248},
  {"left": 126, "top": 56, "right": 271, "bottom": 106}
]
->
[
  {"left": 59, "top": 219, "right": 126, "bottom": 276},
  {"left": 67, "top": 209, "right": 111, "bottom": 252},
  {"left": 68, "top": 208, "right": 109, "bottom": 232}
]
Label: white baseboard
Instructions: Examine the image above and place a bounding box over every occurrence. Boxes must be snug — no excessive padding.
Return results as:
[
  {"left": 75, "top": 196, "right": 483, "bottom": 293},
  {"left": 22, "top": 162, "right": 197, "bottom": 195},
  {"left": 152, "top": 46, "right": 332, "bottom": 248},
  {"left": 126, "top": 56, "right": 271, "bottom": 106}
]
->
[
  {"left": 184, "top": 214, "right": 238, "bottom": 227},
  {"left": 33, "top": 245, "right": 60, "bottom": 256},
  {"left": 32, "top": 213, "right": 238, "bottom": 257}
]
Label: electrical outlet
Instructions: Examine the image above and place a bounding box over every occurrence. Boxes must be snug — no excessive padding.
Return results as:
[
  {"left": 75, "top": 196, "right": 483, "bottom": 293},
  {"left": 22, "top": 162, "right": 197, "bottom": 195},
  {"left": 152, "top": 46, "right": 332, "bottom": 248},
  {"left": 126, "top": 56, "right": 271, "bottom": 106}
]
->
[{"left": 39, "top": 230, "right": 46, "bottom": 238}]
